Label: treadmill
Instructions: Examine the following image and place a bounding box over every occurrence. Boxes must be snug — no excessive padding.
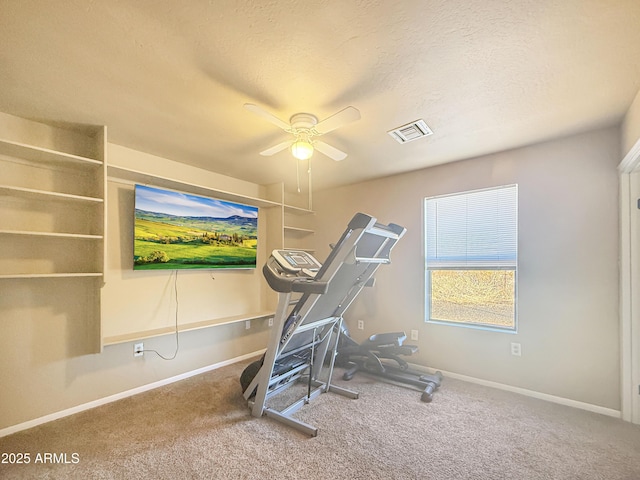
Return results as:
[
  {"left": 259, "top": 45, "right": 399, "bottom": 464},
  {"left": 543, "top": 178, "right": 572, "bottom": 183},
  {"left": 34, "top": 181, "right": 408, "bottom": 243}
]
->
[{"left": 241, "top": 212, "right": 406, "bottom": 436}]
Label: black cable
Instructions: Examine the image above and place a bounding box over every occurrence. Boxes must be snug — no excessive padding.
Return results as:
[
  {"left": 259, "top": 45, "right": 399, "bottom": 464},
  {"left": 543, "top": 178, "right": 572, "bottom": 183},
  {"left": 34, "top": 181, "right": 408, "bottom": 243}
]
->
[{"left": 143, "top": 270, "right": 180, "bottom": 360}]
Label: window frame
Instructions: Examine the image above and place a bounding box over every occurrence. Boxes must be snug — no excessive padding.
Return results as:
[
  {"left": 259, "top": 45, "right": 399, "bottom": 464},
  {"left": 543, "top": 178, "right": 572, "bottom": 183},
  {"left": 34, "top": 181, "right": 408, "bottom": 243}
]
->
[{"left": 424, "top": 185, "right": 518, "bottom": 333}]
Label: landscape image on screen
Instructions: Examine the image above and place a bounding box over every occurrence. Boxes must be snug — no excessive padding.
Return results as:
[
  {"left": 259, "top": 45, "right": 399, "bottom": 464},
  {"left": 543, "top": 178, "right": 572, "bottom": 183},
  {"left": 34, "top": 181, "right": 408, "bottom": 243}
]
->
[{"left": 134, "top": 185, "right": 258, "bottom": 270}]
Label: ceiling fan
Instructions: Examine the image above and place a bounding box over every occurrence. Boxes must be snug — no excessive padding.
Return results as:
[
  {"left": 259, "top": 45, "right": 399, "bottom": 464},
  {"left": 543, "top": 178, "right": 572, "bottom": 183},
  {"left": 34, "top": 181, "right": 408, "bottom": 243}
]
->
[{"left": 243, "top": 103, "right": 361, "bottom": 161}]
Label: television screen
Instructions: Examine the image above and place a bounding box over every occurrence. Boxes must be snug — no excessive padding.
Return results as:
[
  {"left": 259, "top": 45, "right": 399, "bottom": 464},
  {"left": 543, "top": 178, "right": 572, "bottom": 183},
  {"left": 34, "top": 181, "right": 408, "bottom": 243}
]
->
[{"left": 133, "top": 184, "right": 258, "bottom": 270}]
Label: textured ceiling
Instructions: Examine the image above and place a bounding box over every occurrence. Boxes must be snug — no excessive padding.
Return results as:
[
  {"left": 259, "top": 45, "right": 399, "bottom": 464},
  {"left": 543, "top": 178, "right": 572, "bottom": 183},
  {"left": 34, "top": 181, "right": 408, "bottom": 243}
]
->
[{"left": 1, "top": 0, "right": 640, "bottom": 192}]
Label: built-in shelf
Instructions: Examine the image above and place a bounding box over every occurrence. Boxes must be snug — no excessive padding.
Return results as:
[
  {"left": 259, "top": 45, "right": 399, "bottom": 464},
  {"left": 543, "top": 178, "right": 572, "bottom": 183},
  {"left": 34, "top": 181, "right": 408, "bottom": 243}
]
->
[
  {"left": 284, "top": 225, "right": 315, "bottom": 234},
  {"left": 284, "top": 247, "right": 316, "bottom": 253},
  {"left": 0, "top": 229, "right": 103, "bottom": 239},
  {"left": 0, "top": 184, "right": 104, "bottom": 203},
  {"left": 0, "top": 272, "right": 103, "bottom": 279},
  {"left": 0, "top": 138, "right": 103, "bottom": 168},
  {"left": 102, "top": 310, "right": 275, "bottom": 346},
  {"left": 107, "top": 165, "right": 281, "bottom": 209},
  {"left": 0, "top": 120, "right": 106, "bottom": 355},
  {"left": 0, "top": 127, "right": 105, "bottom": 311},
  {"left": 284, "top": 204, "right": 314, "bottom": 215},
  {"left": 280, "top": 194, "right": 315, "bottom": 253}
]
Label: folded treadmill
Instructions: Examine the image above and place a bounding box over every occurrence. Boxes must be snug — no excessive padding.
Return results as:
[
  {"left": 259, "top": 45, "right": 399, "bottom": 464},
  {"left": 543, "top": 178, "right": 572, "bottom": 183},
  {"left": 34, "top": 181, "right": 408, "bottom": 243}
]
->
[{"left": 241, "top": 213, "right": 406, "bottom": 436}]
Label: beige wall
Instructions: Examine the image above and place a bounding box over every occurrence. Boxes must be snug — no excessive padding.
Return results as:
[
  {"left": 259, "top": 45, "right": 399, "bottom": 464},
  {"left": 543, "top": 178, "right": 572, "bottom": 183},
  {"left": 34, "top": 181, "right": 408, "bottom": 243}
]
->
[
  {"left": 0, "top": 114, "right": 270, "bottom": 431},
  {"left": 314, "top": 126, "right": 621, "bottom": 410},
  {"left": 102, "top": 145, "right": 271, "bottom": 341},
  {"left": 0, "top": 110, "right": 623, "bottom": 431}
]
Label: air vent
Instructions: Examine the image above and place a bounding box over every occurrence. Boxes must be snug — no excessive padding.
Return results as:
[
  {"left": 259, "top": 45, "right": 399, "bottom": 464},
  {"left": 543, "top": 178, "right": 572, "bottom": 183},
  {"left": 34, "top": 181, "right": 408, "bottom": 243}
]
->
[{"left": 388, "top": 119, "right": 433, "bottom": 144}]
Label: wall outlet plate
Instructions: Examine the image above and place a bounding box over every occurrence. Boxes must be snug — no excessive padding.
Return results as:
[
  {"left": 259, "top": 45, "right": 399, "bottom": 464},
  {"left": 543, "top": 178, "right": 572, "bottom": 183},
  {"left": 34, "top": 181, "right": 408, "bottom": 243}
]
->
[
  {"left": 357, "top": 320, "right": 364, "bottom": 330},
  {"left": 268, "top": 317, "right": 273, "bottom": 327},
  {"left": 134, "top": 343, "right": 144, "bottom": 357},
  {"left": 511, "top": 342, "right": 522, "bottom": 356},
  {"left": 410, "top": 330, "right": 419, "bottom": 341}
]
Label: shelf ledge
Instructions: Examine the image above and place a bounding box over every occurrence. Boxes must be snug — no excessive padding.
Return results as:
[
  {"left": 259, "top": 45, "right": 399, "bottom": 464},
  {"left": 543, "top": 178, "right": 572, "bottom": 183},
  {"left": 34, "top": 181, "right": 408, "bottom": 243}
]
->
[
  {"left": 284, "top": 225, "right": 315, "bottom": 234},
  {"left": 102, "top": 310, "right": 275, "bottom": 346},
  {"left": 0, "top": 230, "right": 103, "bottom": 239},
  {"left": 0, "top": 184, "right": 104, "bottom": 203},
  {"left": 0, "top": 138, "right": 103, "bottom": 167},
  {"left": 0, "top": 273, "right": 103, "bottom": 279},
  {"left": 284, "top": 204, "right": 315, "bottom": 215},
  {"left": 107, "top": 165, "right": 281, "bottom": 209}
]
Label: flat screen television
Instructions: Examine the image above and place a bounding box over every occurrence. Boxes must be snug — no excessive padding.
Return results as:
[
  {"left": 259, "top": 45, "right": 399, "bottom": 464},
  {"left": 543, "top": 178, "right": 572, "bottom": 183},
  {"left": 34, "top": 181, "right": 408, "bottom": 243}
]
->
[{"left": 133, "top": 184, "right": 258, "bottom": 270}]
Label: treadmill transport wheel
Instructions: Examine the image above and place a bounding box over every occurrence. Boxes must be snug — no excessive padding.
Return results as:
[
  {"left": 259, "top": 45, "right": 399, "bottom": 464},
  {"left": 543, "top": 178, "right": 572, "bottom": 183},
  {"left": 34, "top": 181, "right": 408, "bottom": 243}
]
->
[{"left": 240, "top": 359, "right": 263, "bottom": 399}]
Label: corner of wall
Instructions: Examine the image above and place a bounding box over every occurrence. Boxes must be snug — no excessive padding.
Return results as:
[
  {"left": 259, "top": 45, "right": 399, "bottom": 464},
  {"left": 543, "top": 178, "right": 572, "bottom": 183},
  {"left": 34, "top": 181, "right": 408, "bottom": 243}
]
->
[{"left": 622, "top": 88, "right": 640, "bottom": 158}]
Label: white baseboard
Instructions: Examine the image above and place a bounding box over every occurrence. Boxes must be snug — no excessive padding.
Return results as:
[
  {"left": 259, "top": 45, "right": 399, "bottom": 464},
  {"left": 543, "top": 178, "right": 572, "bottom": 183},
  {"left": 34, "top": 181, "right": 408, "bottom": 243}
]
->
[
  {"left": 418, "top": 364, "right": 621, "bottom": 419},
  {"left": 0, "top": 350, "right": 265, "bottom": 438}
]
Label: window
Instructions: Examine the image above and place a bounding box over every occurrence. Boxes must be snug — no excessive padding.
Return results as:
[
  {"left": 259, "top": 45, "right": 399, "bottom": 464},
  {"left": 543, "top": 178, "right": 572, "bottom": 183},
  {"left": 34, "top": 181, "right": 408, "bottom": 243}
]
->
[{"left": 425, "top": 185, "right": 518, "bottom": 331}]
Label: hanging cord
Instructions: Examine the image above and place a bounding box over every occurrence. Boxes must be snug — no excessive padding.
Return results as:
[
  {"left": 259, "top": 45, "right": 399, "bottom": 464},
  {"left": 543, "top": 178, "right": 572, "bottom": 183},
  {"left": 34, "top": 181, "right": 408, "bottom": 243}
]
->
[
  {"left": 143, "top": 270, "right": 180, "bottom": 360},
  {"left": 307, "top": 158, "right": 312, "bottom": 209},
  {"left": 296, "top": 157, "right": 313, "bottom": 196}
]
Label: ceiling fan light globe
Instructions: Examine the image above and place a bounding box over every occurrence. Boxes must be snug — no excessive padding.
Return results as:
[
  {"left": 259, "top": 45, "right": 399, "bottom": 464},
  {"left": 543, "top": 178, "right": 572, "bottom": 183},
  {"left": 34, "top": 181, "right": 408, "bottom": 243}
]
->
[{"left": 291, "top": 140, "right": 314, "bottom": 160}]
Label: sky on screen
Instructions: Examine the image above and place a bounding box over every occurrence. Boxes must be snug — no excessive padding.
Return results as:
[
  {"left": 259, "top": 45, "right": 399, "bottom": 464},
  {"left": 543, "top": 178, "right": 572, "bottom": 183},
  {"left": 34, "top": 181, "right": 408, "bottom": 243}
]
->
[{"left": 135, "top": 185, "right": 258, "bottom": 218}]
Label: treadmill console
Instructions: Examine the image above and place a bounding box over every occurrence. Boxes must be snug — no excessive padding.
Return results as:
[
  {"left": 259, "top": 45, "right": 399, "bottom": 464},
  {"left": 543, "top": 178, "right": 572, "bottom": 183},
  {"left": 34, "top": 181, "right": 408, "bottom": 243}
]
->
[
  {"left": 263, "top": 249, "right": 327, "bottom": 294},
  {"left": 271, "top": 250, "right": 322, "bottom": 277}
]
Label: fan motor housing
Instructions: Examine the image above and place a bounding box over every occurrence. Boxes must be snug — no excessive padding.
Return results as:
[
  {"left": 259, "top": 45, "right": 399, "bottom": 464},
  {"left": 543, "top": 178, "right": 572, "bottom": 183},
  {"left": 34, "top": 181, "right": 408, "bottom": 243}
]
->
[{"left": 290, "top": 113, "right": 318, "bottom": 130}]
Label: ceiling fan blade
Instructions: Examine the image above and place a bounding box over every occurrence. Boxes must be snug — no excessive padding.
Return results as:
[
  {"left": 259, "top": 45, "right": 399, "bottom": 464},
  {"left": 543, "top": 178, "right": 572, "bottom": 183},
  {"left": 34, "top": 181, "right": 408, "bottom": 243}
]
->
[
  {"left": 314, "top": 106, "right": 361, "bottom": 135},
  {"left": 260, "top": 140, "right": 291, "bottom": 156},
  {"left": 243, "top": 103, "right": 291, "bottom": 131},
  {"left": 314, "top": 140, "right": 348, "bottom": 161}
]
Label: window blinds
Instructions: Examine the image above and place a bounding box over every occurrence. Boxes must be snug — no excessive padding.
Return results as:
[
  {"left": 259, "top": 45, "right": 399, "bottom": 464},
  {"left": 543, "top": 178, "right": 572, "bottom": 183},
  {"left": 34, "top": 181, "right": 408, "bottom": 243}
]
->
[{"left": 425, "top": 185, "right": 518, "bottom": 268}]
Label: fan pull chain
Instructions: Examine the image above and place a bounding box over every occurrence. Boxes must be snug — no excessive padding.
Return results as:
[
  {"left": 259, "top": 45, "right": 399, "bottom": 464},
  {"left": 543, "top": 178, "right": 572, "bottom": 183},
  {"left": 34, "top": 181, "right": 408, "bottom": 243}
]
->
[
  {"left": 308, "top": 159, "right": 312, "bottom": 210},
  {"left": 296, "top": 159, "right": 301, "bottom": 193}
]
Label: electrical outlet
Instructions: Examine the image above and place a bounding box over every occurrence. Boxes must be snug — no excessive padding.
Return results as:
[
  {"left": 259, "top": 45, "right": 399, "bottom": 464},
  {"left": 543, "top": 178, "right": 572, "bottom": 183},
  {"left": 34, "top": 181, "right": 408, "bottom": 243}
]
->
[
  {"left": 511, "top": 342, "right": 521, "bottom": 356},
  {"left": 410, "top": 330, "right": 419, "bottom": 341},
  {"left": 268, "top": 317, "right": 273, "bottom": 327},
  {"left": 245, "top": 320, "right": 251, "bottom": 330},
  {"left": 357, "top": 320, "right": 364, "bottom": 330},
  {"left": 134, "top": 343, "right": 144, "bottom": 357}
]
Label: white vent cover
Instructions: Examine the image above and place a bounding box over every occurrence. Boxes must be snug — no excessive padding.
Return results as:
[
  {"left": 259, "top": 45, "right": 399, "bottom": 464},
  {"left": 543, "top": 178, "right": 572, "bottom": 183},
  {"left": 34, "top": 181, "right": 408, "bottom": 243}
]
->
[{"left": 388, "top": 119, "right": 433, "bottom": 144}]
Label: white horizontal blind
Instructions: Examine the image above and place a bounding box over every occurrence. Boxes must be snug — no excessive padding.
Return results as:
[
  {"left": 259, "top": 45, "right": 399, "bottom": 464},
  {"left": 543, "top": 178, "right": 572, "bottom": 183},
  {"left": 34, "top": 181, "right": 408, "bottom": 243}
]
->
[{"left": 425, "top": 185, "right": 517, "bottom": 268}]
